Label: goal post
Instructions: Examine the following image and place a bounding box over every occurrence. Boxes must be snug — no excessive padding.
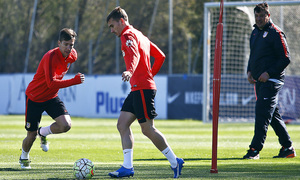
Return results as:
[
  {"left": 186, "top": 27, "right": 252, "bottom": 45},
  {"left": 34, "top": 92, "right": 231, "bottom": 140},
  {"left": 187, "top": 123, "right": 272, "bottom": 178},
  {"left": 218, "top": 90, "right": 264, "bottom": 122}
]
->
[{"left": 203, "top": 0, "right": 300, "bottom": 123}]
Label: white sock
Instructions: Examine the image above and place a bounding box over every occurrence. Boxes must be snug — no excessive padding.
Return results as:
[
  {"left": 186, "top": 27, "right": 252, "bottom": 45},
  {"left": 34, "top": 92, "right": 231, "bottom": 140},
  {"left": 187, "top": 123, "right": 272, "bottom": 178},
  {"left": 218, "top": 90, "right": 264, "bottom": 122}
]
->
[
  {"left": 122, "top": 149, "right": 133, "bottom": 169},
  {"left": 21, "top": 148, "right": 29, "bottom": 160},
  {"left": 162, "top": 147, "right": 177, "bottom": 168},
  {"left": 39, "top": 126, "right": 52, "bottom": 137}
]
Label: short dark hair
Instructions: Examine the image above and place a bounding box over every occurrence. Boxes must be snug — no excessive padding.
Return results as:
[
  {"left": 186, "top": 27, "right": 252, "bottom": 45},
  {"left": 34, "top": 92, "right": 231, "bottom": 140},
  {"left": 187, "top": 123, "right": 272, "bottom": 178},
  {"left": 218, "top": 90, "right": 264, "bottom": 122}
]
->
[
  {"left": 254, "top": 2, "right": 270, "bottom": 15},
  {"left": 58, "top": 28, "right": 77, "bottom": 42},
  {"left": 106, "top": 6, "right": 128, "bottom": 23}
]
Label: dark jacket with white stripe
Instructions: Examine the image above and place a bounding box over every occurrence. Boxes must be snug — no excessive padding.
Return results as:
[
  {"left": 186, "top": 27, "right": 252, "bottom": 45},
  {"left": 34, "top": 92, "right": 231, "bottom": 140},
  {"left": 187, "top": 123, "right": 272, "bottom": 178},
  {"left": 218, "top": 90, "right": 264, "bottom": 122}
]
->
[{"left": 247, "top": 20, "right": 291, "bottom": 83}]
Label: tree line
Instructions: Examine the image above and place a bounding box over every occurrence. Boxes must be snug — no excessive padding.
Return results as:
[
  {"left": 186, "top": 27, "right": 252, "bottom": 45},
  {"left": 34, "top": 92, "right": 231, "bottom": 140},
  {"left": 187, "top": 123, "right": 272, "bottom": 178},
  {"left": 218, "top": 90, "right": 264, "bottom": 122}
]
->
[{"left": 0, "top": 0, "right": 245, "bottom": 75}]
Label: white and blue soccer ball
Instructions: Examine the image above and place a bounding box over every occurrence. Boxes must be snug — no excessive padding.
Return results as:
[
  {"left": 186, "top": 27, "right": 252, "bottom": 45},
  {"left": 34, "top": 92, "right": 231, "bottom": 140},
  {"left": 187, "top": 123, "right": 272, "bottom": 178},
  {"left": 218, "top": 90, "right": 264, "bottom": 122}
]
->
[{"left": 73, "top": 158, "right": 95, "bottom": 179}]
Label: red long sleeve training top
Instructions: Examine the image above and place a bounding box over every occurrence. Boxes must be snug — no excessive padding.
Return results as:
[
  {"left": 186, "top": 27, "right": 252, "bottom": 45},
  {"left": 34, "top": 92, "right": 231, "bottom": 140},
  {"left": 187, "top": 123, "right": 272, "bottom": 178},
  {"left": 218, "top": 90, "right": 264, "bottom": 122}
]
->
[
  {"left": 26, "top": 47, "right": 82, "bottom": 102},
  {"left": 120, "top": 25, "right": 165, "bottom": 91}
]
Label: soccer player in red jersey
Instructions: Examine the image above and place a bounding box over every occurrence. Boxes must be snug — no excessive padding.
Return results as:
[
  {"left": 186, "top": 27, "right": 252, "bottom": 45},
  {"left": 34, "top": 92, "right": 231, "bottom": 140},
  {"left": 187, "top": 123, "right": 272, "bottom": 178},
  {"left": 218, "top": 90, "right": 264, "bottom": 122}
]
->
[
  {"left": 107, "top": 7, "right": 184, "bottom": 178},
  {"left": 19, "top": 28, "right": 85, "bottom": 169}
]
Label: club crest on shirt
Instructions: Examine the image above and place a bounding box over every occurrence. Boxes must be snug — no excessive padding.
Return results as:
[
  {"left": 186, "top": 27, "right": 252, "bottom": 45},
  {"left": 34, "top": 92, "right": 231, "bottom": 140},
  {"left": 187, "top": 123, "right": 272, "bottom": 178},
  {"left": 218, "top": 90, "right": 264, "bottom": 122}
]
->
[
  {"left": 26, "top": 122, "right": 31, "bottom": 129},
  {"left": 263, "top": 31, "right": 268, "bottom": 38},
  {"left": 126, "top": 40, "right": 133, "bottom": 47}
]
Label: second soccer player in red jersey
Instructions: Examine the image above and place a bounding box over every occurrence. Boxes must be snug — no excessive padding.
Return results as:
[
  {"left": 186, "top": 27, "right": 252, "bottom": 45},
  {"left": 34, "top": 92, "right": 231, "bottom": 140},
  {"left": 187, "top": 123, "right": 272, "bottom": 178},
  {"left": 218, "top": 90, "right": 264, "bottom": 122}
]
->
[
  {"left": 19, "top": 28, "right": 85, "bottom": 169},
  {"left": 107, "top": 7, "right": 184, "bottom": 178}
]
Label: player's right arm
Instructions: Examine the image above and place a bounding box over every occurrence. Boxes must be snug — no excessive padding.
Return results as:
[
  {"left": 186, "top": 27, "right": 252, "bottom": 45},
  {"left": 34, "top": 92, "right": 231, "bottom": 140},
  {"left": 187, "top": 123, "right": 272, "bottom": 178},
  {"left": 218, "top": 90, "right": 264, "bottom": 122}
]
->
[
  {"left": 43, "top": 55, "right": 84, "bottom": 89},
  {"left": 121, "top": 34, "right": 140, "bottom": 79}
]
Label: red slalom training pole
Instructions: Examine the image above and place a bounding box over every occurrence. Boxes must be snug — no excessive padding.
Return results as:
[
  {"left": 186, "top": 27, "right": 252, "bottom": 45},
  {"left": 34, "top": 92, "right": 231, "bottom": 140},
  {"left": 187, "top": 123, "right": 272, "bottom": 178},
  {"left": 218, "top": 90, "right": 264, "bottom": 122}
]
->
[{"left": 210, "top": 0, "right": 224, "bottom": 174}]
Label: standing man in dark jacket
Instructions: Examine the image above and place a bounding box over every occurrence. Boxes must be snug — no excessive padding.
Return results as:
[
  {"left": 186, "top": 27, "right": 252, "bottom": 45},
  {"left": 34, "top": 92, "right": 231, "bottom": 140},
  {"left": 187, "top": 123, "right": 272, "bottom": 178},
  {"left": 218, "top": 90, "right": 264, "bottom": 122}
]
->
[{"left": 243, "top": 2, "right": 296, "bottom": 159}]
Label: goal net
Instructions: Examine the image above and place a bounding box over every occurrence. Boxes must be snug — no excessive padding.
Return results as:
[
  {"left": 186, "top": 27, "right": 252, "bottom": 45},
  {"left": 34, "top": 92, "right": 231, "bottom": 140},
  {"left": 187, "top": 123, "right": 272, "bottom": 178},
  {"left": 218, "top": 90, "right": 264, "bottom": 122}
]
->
[{"left": 203, "top": 1, "right": 300, "bottom": 123}]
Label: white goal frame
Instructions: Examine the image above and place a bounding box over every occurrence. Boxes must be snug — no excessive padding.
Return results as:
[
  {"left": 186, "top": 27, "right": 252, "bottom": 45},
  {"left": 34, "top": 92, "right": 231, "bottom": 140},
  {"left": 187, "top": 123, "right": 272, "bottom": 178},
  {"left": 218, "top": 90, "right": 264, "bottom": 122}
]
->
[{"left": 203, "top": 1, "right": 300, "bottom": 123}]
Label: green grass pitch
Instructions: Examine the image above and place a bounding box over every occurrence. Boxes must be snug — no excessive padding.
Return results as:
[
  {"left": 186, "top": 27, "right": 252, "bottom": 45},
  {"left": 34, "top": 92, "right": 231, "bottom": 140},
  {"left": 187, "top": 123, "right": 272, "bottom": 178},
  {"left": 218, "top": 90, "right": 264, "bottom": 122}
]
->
[{"left": 0, "top": 115, "right": 299, "bottom": 179}]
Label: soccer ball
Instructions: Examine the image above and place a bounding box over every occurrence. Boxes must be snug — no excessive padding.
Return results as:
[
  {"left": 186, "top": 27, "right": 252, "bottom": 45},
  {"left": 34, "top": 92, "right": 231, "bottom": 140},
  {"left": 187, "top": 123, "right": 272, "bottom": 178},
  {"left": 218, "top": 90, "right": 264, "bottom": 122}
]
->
[{"left": 73, "top": 158, "right": 95, "bottom": 179}]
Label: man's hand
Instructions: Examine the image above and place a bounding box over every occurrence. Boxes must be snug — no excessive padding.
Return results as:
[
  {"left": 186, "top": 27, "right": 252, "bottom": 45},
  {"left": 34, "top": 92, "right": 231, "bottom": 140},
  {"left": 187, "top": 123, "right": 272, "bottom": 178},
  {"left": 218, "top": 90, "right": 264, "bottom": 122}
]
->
[
  {"left": 258, "top": 72, "right": 269, "bottom": 82},
  {"left": 76, "top": 73, "right": 85, "bottom": 83},
  {"left": 122, "top": 71, "right": 132, "bottom": 82},
  {"left": 247, "top": 72, "right": 256, "bottom": 84}
]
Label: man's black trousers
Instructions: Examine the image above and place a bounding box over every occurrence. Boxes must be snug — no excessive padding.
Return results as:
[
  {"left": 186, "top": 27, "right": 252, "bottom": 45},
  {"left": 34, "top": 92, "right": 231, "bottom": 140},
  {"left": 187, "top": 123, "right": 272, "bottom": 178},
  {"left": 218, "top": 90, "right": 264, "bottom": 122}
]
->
[{"left": 250, "top": 81, "right": 292, "bottom": 151}]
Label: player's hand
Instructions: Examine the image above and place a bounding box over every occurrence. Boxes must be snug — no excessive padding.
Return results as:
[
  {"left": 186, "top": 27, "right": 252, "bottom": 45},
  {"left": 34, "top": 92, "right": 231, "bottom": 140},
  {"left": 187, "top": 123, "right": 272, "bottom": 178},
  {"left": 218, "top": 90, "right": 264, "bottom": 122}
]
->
[
  {"left": 258, "top": 72, "right": 269, "bottom": 83},
  {"left": 122, "top": 71, "right": 132, "bottom": 82},
  {"left": 247, "top": 72, "right": 256, "bottom": 84},
  {"left": 76, "top": 73, "right": 85, "bottom": 83}
]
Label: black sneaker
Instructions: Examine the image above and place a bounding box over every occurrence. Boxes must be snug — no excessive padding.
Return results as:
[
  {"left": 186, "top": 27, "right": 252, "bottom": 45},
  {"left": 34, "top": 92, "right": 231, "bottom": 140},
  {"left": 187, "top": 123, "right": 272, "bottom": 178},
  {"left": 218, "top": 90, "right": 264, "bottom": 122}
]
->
[
  {"left": 243, "top": 148, "right": 259, "bottom": 159},
  {"left": 273, "top": 146, "right": 296, "bottom": 158}
]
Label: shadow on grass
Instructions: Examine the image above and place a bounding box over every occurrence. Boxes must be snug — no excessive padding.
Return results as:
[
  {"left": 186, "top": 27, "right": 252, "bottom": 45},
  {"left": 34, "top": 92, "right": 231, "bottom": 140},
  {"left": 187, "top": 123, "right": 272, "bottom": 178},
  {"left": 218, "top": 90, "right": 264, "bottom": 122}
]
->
[
  {"left": 132, "top": 158, "right": 300, "bottom": 179},
  {"left": 2, "top": 161, "right": 299, "bottom": 179},
  {"left": 213, "top": 163, "right": 300, "bottom": 179},
  {"left": 0, "top": 165, "right": 88, "bottom": 180},
  {"left": 132, "top": 163, "right": 300, "bottom": 179},
  {"left": 0, "top": 168, "right": 25, "bottom": 171},
  {"left": 134, "top": 157, "right": 242, "bottom": 161},
  {"left": 0, "top": 164, "right": 115, "bottom": 180}
]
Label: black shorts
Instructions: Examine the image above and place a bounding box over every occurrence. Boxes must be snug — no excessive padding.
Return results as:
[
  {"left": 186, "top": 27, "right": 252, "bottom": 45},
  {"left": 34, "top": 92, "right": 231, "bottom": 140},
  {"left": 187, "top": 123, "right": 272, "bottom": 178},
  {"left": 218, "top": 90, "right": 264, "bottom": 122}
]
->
[
  {"left": 25, "top": 96, "right": 69, "bottom": 131},
  {"left": 121, "top": 89, "right": 158, "bottom": 123}
]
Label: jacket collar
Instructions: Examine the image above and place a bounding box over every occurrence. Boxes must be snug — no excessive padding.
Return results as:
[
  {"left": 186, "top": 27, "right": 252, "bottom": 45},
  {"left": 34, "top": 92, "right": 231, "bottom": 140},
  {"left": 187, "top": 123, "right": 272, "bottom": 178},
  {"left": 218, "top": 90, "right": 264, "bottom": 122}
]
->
[
  {"left": 120, "top": 25, "right": 132, "bottom": 36},
  {"left": 55, "top": 47, "right": 77, "bottom": 63},
  {"left": 253, "top": 19, "right": 272, "bottom": 31}
]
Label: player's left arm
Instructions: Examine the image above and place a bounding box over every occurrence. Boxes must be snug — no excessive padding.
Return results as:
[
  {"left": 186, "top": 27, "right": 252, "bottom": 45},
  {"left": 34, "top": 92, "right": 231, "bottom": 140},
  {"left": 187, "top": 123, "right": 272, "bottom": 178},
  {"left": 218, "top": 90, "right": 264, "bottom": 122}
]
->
[
  {"left": 150, "top": 41, "right": 165, "bottom": 76},
  {"left": 266, "top": 31, "right": 291, "bottom": 77}
]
